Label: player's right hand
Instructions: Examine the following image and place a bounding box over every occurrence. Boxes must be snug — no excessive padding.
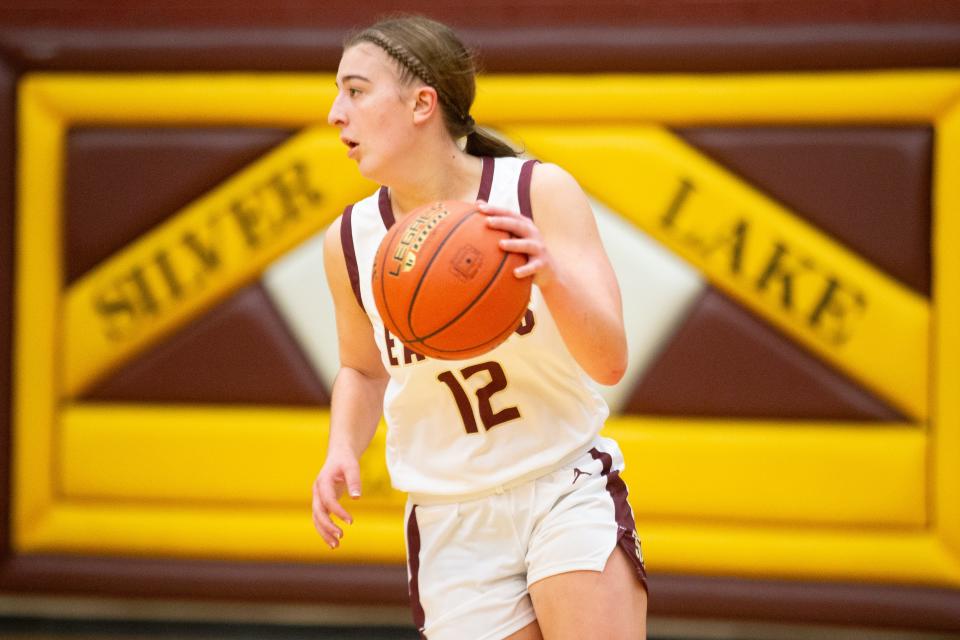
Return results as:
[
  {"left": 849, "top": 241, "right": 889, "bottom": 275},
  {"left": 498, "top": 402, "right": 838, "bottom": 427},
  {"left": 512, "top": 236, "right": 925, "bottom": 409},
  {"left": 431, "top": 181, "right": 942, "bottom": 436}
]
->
[{"left": 312, "top": 450, "right": 362, "bottom": 549}]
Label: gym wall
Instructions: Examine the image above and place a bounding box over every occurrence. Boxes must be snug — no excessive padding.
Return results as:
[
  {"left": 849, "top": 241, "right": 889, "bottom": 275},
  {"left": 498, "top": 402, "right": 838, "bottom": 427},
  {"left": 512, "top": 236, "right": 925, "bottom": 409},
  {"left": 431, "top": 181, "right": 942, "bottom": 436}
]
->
[{"left": 2, "top": 1, "right": 960, "bottom": 632}]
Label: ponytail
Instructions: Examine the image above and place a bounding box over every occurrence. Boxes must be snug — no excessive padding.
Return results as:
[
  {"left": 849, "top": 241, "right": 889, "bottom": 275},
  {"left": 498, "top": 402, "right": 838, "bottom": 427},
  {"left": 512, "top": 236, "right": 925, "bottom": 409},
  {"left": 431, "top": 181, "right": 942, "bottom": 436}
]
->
[{"left": 465, "top": 128, "right": 520, "bottom": 158}]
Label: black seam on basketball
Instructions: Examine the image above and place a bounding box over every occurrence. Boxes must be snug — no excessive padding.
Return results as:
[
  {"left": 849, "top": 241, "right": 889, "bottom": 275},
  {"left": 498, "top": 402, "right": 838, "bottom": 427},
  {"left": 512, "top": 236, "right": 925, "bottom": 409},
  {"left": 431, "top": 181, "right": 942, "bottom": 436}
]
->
[
  {"left": 405, "top": 208, "right": 507, "bottom": 342},
  {"left": 415, "top": 265, "right": 529, "bottom": 353},
  {"left": 410, "top": 235, "right": 524, "bottom": 347},
  {"left": 409, "top": 242, "right": 512, "bottom": 344},
  {"left": 417, "top": 300, "right": 529, "bottom": 356},
  {"left": 380, "top": 168, "right": 492, "bottom": 345}
]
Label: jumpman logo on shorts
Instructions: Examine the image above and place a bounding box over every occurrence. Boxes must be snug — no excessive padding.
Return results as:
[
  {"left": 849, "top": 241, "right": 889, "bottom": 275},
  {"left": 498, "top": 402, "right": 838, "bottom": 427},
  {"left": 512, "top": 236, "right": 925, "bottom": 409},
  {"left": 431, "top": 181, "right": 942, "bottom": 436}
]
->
[{"left": 572, "top": 467, "right": 593, "bottom": 484}]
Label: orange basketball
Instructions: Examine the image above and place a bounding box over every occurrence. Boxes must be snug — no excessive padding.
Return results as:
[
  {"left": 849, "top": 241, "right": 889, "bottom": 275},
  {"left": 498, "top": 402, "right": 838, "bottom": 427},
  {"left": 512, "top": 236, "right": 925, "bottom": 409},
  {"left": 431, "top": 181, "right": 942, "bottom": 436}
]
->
[{"left": 372, "top": 200, "right": 532, "bottom": 360}]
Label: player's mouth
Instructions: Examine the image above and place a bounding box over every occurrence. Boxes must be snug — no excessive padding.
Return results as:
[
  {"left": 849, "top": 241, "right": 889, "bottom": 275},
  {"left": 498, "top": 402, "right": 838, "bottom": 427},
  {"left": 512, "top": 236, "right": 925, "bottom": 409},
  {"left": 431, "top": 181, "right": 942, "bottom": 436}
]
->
[{"left": 341, "top": 136, "right": 360, "bottom": 158}]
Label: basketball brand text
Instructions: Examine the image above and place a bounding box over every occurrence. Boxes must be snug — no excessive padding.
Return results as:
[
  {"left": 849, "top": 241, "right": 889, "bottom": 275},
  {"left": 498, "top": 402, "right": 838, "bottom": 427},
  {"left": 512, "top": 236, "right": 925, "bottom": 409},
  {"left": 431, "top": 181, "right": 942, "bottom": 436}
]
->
[{"left": 389, "top": 203, "right": 450, "bottom": 277}]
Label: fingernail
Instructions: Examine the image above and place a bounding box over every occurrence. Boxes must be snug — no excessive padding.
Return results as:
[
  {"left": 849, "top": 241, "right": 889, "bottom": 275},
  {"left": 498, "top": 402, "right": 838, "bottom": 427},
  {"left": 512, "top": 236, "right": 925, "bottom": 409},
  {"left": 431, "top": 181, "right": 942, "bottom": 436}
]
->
[{"left": 350, "top": 490, "right": 360, "bottom": 498}]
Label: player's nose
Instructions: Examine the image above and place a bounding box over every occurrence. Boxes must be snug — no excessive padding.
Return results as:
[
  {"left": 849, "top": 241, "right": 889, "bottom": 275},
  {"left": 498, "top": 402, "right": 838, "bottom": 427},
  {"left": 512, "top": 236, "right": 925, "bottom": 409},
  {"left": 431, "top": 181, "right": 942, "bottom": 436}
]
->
[{"left": 328, "top": 95, "right": 347, "bottom": 127}]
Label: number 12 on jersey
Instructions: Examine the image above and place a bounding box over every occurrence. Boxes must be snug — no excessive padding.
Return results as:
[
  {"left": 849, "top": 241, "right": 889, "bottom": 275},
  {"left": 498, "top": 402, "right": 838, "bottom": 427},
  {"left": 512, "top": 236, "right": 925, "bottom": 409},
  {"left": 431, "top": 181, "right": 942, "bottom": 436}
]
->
[{"left": 437, "top": 362, "right": 520, "bottom": 434}]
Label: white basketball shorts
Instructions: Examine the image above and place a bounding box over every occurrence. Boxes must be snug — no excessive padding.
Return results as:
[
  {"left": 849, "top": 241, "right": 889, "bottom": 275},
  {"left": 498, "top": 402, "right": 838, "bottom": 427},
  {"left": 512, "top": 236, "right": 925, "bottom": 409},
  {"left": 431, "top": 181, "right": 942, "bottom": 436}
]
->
[{"left": 403, "top": 436, "right": 647, "bottom": 640}]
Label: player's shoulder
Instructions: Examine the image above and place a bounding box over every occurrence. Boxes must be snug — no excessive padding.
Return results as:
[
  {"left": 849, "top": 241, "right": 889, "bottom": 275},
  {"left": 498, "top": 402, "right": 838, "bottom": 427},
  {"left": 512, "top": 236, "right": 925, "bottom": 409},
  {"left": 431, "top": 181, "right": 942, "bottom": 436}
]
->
[
  {"left": 323, "top": 215, "right": 344, "bottom": 260},
  {"left": 530, "top": 161, "right": 576, "bottom": 185},
  {"left": 529, "top": 161, "right": 584, "bottom": 201},
  {"left": 490, "top": 156, "right": 580, "bottom": 197}
]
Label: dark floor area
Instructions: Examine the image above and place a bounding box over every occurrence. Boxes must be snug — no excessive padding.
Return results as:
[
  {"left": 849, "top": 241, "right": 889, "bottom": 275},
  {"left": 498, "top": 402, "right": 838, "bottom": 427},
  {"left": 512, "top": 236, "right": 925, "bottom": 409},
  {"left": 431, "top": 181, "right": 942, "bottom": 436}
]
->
[{"left": 0, "top": 618, "right": 421, "bottom": 640}]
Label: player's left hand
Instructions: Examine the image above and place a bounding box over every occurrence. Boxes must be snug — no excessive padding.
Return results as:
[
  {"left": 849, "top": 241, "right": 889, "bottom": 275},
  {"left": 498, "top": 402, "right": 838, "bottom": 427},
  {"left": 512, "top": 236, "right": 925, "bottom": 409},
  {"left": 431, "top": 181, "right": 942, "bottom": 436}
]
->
[{"left": 477, "top": 200, "right": 557, "bottom": 287}]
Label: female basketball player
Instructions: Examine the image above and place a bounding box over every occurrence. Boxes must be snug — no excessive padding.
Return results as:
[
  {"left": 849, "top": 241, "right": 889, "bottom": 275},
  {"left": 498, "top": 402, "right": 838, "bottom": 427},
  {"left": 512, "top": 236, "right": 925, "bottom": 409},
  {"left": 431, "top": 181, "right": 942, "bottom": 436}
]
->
[{"left": 312, "top": 15, "right": 648, "bottom": 640}]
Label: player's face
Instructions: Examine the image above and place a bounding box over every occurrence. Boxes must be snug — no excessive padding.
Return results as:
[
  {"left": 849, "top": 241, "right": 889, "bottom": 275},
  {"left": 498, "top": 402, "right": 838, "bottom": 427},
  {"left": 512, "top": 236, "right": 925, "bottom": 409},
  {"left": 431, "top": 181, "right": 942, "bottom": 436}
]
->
[{"left": 329, "top": 43, "right": 418, "bottom": 182}]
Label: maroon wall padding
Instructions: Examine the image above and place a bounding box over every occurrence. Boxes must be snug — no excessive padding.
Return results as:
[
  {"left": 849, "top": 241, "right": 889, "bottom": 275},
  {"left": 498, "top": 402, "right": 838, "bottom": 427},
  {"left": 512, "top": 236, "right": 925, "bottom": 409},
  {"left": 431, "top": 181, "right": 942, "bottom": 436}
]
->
[
  {"left": 651, "top": 574, "right": 960, "bottom": 631},
  {"left": 627, "top": 288, "right": 904, "bottom": 420},
  {"left": 83, "top": 283, "right": 329, "bottom": 406},
  {"left": 1, "top": 1, "right": 959, "bottom": 28},
  {"left": 1, "top": 556, "right": 960, "bottom": 632},
  {"left": 675, "top": 127, "right": 932, "bottom": 295},
  {"left": 3, "top": 3, "right": 960, "bottom": 631},
  {"left": 0, "top": 554, "right": 409, "bottom": 605},
  {"left": 66, "top": 128, "right": 293, "bottom": 284},
  {"left": 0, "top": 60, "right": 13, "bottom": 561},
  {"left": 0, "top": 23, "right": 957, "bottom": 73}
]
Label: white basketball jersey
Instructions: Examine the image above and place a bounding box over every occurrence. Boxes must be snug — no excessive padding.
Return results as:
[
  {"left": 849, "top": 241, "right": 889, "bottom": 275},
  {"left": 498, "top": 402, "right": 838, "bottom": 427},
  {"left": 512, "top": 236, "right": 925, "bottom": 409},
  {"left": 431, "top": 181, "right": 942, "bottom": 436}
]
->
[{"left": 341, "top": 156, "right": 609, "bottom": 496}]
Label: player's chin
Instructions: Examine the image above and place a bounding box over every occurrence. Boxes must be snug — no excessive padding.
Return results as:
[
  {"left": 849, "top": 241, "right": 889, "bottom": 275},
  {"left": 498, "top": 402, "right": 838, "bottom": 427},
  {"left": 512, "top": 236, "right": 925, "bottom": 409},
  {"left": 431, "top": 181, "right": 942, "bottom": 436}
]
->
[{"left": 355, "top": 155, "right": 383, "bottom": 182}]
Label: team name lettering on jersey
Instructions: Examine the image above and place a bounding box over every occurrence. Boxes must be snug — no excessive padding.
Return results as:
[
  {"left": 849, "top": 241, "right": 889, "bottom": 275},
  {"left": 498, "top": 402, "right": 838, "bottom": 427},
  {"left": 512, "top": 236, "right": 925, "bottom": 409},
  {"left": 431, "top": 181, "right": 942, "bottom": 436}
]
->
[
  {"left": 384, "top": 309, "right": 537, "bottom": 368},
  {"left": 348, "top": 157, "right": 610, "bottom": 495},
  {"left": 384, "top": 327, "right": 426, "bottom": 367}
]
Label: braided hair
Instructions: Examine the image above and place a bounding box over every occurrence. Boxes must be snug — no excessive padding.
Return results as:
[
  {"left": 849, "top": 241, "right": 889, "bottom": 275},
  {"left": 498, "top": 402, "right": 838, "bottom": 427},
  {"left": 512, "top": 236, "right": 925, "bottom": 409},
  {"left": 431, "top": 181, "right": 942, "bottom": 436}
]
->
[{"left": 345, "top": 16, "right": 518, "bottom": 158}]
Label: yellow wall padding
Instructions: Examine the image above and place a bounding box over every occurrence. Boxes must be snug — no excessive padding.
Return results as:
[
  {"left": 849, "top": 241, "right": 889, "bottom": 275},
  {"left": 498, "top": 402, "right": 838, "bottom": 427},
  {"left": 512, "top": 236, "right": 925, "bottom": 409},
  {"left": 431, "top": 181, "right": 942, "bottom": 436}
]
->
[
  {"left": 17, "top": 74, "right": 344, "bottom": 126},
  {"left": 475, "top": 72, "right": 960, "bottom": 125},
  {"left": 19, "top": 502, "right": 402, "bottom": 563},
  {"left": 934, "top": 100, "right": 960, "bottom": 556},
  {"left": 19, "top": 500, "right": 960, "bottom": 584},
  {"left": 58, "top": 405, "right": 404, "bottom": 509},
  {"left": 642, "top": 523, "right": 960, "bottom": 584},
  {"left": 610, "top": 418, "right": 925, "bottom": 527},
  {"left": 14, "top": 72, "right": 960, "bottom": 588},
  {"left": 58, "top": 406, "right": 922, "bottom": 527},
  {"left": 62, "top": 126, "right": 372, "bottom": 397},
  {"left": 503, "top": 124, "right": 928, "bottom": 420},
  {"left": 33, "top": 404, "right": 938, "bottom": 584},
  {"left": 13, "top": 78, "right": 63, "bottom": 537}
]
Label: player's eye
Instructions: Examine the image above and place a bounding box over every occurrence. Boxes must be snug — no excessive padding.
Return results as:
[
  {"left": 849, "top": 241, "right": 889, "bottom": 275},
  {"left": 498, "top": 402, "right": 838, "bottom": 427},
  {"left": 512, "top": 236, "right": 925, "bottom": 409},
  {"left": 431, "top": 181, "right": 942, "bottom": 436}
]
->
[{"left": 349, "top": 88, "right": 361, "bottom": 97}]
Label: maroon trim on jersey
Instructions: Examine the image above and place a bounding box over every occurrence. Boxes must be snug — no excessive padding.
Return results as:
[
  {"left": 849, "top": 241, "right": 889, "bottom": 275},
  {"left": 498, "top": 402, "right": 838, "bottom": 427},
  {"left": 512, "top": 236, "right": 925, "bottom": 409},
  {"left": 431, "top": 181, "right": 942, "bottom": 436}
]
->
[
  {"left": 378, "top": 186, "right": 395, "bottom": 230},
  {"left": 339, "top": 205, "right": 365, "bottom": 312},
  {"left": 406, "top": 506, "right": 427, "bottom": 639},
  {"left": 589, "top": 447, "right": 649, "bottom": 592},
  {"left": 518, "top": 159, "right": 539, "bottom": 220},
  {"left": 377, "top": 158, "right": 494, "bottom": 232},
  {"left": 478, "top": 156, "right": 494, "bottom": 202}
]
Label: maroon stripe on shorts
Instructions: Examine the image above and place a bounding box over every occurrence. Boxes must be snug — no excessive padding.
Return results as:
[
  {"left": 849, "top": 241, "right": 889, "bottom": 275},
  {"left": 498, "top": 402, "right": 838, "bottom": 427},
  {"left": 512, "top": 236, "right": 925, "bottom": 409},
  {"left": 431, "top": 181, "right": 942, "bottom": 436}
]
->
[
  {"left": 378, "top": 186, "right": 396, "bottom": 229},
  {"left": 477, "top": 156, "right": 494, "bottom": 202},
  {"left": 339, "top": 205, "right": 364, "bottom": 312},
  {"left": 518, "top": 159, "right": 539, "bottom": 220},
  {"left": 406, "top": 505, "right": 427, "bottom": 638},
  {"left": 589, "top": 447, "right": 649, "bottom": 591}
]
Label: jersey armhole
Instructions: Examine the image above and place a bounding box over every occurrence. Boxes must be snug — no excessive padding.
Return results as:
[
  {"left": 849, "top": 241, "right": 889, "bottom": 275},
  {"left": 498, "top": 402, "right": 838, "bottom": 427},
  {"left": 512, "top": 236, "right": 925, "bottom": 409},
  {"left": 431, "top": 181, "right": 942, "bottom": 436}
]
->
[
  {"left": 518, "top": 159, "right": 539, "bottom": 220},
  {"left": 339, "top": 204, "right": 365, "bottom": 312}
]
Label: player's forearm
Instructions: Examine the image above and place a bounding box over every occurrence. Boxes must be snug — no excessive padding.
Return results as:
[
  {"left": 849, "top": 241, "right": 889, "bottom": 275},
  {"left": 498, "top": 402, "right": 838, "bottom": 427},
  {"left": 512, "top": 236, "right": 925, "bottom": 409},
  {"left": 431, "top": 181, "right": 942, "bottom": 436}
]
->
[
  {"left": 326, "top": 366, "right": 388, "bottom": 458},
  {"left": 538, "top": 270, "right": 627, "bottom": 386}
]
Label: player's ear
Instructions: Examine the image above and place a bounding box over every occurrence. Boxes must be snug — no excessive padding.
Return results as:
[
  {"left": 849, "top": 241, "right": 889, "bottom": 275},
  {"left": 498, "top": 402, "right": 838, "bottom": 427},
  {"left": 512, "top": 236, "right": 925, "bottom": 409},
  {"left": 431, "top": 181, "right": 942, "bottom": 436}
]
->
[{"left": 412, "top": 86, "right": 439, "bottom": 124}]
